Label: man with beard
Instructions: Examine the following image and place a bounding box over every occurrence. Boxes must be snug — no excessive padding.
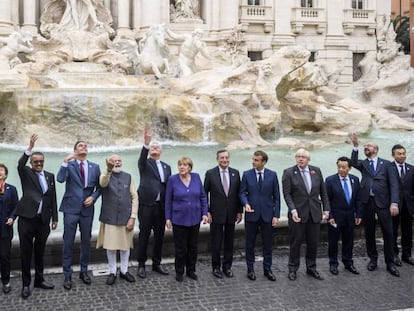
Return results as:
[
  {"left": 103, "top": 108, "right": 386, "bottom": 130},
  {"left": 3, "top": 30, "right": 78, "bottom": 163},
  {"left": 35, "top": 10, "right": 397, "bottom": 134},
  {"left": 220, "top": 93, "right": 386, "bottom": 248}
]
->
[
  {"left": 97, "top": 155, "right": 138, "bottom": 285},
  {"left": 350, "top": 134, "right": 400, "bottom": 277}
]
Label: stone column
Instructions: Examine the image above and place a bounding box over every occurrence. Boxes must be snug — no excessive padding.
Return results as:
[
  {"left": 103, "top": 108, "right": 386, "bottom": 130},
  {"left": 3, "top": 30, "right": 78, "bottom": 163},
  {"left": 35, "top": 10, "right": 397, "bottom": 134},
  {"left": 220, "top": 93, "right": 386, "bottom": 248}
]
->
[
  {"left": 141, "top": 0, "right": 161, "bottom": 28},
  {"left": 22, "top": 0, "right": 38, "bottom": 36},
  {"left": 272, "top": 0, "right": 295, "bottom": 48},
  {"left": 117, "top": 0, "right": 133, "bottom": 37},
  {"left": 219, "top": 0, "right": 239, "bottom": 29},
  {"left": 0, "top": 0, "right": 13, "bottom": 35}
]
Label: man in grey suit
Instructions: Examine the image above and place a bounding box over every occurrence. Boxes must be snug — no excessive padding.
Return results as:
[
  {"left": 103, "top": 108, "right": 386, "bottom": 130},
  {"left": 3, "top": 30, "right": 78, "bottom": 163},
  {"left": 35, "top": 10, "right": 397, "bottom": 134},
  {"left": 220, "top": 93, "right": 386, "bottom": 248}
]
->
[
  {"left": 350, "top": 134, "right": 400, "bottom": 277},
  {"left": 57, "top": 140, "right": 101, "bottom": 290},
  {"left": 282, "top": 148, "right": 330, "bottom": 281},
  {"left": 204, "top": 149, "right": 242, "bottom": 278}
]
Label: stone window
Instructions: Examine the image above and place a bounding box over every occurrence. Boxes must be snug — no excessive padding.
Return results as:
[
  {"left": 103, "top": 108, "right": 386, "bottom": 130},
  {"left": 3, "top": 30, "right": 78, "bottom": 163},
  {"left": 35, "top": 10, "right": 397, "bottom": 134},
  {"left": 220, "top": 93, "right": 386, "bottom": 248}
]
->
[
  {"left": 248, "top": 51, "right": 263, "bottom": 61},
  {"left": 248, "top": 0, "right": 261, "bottom": 5},
  {"left": 309, "top": 52, "right": 316, "bottom": 62},
  {"left": 351, "top": 0, "right": 364, "bottom": 9},
  {"left": 301, "top": 0, "right": 314, "bottom": 7},
  {"left": 353, "top": 52, "right": 365, "bottom": 81}
]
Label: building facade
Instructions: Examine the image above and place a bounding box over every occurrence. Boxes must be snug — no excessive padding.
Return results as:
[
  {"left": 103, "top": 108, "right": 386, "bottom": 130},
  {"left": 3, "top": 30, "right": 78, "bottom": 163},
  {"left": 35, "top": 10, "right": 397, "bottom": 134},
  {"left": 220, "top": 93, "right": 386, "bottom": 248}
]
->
[{"left": 0, "top": 0, "right": 391, "bottom": 89}]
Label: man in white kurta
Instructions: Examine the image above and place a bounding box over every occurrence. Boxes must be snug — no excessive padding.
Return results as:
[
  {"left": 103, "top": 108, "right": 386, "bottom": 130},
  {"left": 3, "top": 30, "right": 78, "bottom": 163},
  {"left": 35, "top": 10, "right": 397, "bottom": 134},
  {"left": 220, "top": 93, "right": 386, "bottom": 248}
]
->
[{"left": 97, "top": 155, "right": 138, "bottom": 285}]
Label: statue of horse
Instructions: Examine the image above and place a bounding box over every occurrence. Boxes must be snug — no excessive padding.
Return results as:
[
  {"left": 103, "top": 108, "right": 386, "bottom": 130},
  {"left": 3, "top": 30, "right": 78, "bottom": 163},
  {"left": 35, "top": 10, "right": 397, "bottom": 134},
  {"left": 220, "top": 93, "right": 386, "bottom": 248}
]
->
[{"left": 136, "top": 24, "right": 171, "bottom": 78}]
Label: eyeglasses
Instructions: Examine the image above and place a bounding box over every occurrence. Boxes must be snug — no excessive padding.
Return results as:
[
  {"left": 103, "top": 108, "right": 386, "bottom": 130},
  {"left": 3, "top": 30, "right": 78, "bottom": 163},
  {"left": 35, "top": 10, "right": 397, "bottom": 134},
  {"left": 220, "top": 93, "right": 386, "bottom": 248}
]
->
[{"left": 32, "top": 160, "right": 44, "bottom": 165}]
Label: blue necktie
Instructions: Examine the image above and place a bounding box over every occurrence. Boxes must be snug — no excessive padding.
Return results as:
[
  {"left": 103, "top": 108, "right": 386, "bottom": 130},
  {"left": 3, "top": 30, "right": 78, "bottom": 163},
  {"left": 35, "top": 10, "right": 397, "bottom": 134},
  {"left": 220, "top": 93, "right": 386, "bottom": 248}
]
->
[
  {"left": 369, "top": 160, "right": 375, "bottom": 174},
  {"left": 342, "top": 178, "right": 351, "bottom": 205}
]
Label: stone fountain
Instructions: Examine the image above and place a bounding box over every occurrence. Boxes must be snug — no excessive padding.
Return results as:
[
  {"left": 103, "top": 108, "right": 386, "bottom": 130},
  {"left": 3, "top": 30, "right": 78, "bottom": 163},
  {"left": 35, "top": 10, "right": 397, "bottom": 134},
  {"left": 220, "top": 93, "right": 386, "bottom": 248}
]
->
[{"left": 0, "top": 1, "right": 413, "bottom": 149}]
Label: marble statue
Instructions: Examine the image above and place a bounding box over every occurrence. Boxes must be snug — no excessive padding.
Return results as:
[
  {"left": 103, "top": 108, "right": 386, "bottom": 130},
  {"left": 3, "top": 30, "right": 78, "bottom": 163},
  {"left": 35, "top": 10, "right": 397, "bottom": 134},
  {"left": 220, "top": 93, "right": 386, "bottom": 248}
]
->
[
  {"left": 136, "top": 24, "right": 171, "bottom": 78},
  {"left": 40, "top": 0, "right": 114, "bottom": 38},
  {"left": 170, "top": 0, "right": 201, "bottom": 22},
  {"left": 0, "top": 31, "right": 34, "bottom": 71},
  {"left": 166, "top": 28, "right": 210, "bottom": 77}
]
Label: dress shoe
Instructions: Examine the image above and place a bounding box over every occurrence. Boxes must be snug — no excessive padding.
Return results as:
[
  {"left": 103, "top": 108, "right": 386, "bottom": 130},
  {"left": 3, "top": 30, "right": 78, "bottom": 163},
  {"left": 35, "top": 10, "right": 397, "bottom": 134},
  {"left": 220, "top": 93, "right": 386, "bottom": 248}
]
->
[
  {"left": 288, "top": 271, "right": 296, "bottom": 281},
  {"left": 2, "top": 283, "right": 11, "bottom": 294},
  {"left": 345, "top": 265, "right": 360, "bottom": 275},
  {"left": 120, "top": 271, "right": 136, "bottom": 282},
  {"left": 306, "top": 269, "right": 324, "bottom": 280},
  {"left": 186, "top": 271, "right": 198, "bottom": 280},
  {"left": 393, "top": 255, "right": 402, "bottom": 267},
  {"left": 264, "top": 270, "right": 276, "bottom": 281},
  {"left": 63, "top": 277, "right": 72, "bottom": 290},
  {"left": 329, "top": 265, "right": 338, "bottom": 275},
  {"left": 79, "top": 272, "right": 92, "bottom": 285},
  {"left": 175, "top": 273, "right": 183, "bottom": 282},
  {"left": 402, "top": 255, "right": 414, "bottom": 265},
  {"left": 137, "top": 266, "right": 146, "bottom": 279},
  {"left": 387, "top": 264, "right": 400, "bottom": 277},
  {"left": 212, "top": 268, "right": 223, "bottom": 278},
  {"left": 223, "top": 269, "right": 233, "bottom": 278},
  {"left": 106, "top": 273, "right": 116, "bottom": 285},
  {"left": 34, "top": 281, "right": 54, "bottom": 289},
  {"left": 21, "top": 286, "right": 30, "bottom": 299},
  {"left": 367, "top": 260, "right": 377, "bottom": 271},
  {"left": 247, "top": 270, "right": 256, "bottom": 281},
  {"left": 152, "top": 264, "right": 169, "bottom": 275}
]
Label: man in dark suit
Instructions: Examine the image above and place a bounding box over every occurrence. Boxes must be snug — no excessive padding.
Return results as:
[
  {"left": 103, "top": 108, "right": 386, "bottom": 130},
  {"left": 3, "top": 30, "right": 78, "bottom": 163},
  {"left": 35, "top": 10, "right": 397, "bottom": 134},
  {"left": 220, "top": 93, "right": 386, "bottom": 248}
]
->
[
  {"left": 282, "top": 148, "right": 330, "bottom": 281},
  {"left": 136, "top": 129, "right": 171, "bottom": 278},
  {"left": 325, "top": 156, "right": 362, "bottom": 275},
  {"left": 204, "top": 149, "right": 242, "bottom": 278},
  {"left": 390, "top": 144, "right": 414, "bottom": 266},
  {"left": 350, "top": 133, "right": 400, "bottom": 277},
  {"left": 0, "top": 163, "right": 18, "bottom": 294},
  {"left": 16, "top": 134, "right": 58, "bottom": 299},
  {"left": 57, "top": 140, "right": 101, "bottom": 289},
  {"left": 239, "top": 150, "right": 280, "bottom": 281}
]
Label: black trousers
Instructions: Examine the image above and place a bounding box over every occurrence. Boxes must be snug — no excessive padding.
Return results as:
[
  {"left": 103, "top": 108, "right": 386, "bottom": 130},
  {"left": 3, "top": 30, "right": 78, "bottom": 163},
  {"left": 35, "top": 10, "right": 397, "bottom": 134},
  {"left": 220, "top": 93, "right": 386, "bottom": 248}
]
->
[
  {"left": 328, "top": 222, "right": 355, "bottom": 267},
  {"left": 210, "top": 222, "right": 235, "bottom": 271},
  {"left": 288, "top": 219, "right": 320, "bottom": 272},
  {"left": 172, "top": 224, "right": 200, "bottom": 275},
  {"left": 0, "top": 236, "right": 12, "bottom": 285},
  {"left": 364, "top": 197, "right": 394, "bottom": 264},
  {"left": 136, "top": 202, "right": 166, "bottom": 266},
  {"left": 18, "top": 216, "right": 50, "bottom": 286},
  {"left": 392, "top": 201, "right": 413, "bottom": 257}
]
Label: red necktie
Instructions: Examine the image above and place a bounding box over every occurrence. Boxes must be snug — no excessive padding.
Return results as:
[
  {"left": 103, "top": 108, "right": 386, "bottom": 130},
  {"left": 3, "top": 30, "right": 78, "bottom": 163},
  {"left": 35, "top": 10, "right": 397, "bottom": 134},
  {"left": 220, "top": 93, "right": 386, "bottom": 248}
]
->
[{"left": 80, "top": 161, "right": 85, "bottom": 187}]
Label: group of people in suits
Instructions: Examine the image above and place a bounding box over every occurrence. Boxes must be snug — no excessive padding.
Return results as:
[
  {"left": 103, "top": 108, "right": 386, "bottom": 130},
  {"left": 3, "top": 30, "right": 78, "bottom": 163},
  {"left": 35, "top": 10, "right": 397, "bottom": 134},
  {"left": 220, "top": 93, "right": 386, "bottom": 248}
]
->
[{"left": 0, "top": 131, "right": 413, "bottom": 299}]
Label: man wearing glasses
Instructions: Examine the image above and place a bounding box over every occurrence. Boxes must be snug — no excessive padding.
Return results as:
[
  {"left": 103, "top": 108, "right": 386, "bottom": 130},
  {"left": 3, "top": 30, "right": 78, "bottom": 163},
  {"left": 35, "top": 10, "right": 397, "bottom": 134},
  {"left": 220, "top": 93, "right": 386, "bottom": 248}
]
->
[{"left": 15, "top": 134, "right": 58, "bottom": 299}]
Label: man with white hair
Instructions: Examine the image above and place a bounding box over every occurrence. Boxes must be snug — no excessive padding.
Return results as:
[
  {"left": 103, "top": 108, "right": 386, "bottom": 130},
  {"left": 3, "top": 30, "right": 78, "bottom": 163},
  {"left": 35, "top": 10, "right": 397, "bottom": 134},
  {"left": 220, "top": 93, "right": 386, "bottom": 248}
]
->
[
  {"left": 136, "top": 129, "right": 171, "bottom": 278},
  {"left": 282, "top": 148, "right": 330, "bottom": 281},
  {"left": 97, "top": 155, "right": 138, "bottom": 285}
]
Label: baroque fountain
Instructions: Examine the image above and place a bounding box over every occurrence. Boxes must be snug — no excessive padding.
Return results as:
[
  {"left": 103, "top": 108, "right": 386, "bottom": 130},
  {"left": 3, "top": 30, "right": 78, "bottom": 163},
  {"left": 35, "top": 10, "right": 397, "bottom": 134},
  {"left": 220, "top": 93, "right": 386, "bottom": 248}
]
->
[{"left": 0, "top": 1, "right": 413, "bottom": 150}]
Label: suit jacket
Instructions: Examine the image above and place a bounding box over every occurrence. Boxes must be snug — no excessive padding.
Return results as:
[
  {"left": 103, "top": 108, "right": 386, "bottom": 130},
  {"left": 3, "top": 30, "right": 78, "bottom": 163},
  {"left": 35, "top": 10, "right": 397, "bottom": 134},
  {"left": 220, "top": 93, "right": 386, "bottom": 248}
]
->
[
  {"left": 137, "top": 146, "right": 171, "bottom": 206},
  {"left": 351, "top": 150, "right": 399, "bottom": 209},
  {"left": 165, "top": 173, "right": 208, "bottom": 226},
  {"left": 204, "top": 166, "right": 242, "bottom": 225},
  {"left": 282, "top": 165, "right": 330, "bottom": 223},
  {"left": 239, "top": 168, "right": 280, "bottom": 223},
  {"left": 57, "top": 160, "right": 101, "bottom": 216},
  {"left": 325, "top": 173, "right": 362, "bottom": 226},
  {"left": 0, "top": 183, "right": 18, "bottom": 238},
  {"left": 15, "top": 152, "right": 58, "bottom": 225},
  {"left": 392, "top": 161, "right": 414, "bottom": 216}
]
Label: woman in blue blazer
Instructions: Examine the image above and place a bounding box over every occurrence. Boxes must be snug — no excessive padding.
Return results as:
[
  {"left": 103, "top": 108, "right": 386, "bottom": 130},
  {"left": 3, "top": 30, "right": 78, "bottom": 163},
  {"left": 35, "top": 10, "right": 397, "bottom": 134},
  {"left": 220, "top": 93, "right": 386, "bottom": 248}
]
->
[
  {"left": 165, "top": 157, "right": 208, "bottom": 282},
  {"left": 0, "top": 163, "right": 18, "bottom": 294}
]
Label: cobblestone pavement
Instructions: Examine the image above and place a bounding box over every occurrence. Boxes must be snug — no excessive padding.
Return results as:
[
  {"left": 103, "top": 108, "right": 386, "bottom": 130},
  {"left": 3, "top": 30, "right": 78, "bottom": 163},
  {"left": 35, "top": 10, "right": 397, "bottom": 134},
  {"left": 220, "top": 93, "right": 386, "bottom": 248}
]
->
[{"left": 1, "top": 249, "right": 413, "bottom": 311}]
